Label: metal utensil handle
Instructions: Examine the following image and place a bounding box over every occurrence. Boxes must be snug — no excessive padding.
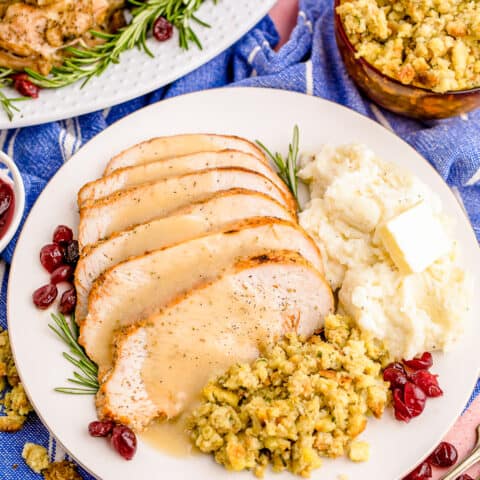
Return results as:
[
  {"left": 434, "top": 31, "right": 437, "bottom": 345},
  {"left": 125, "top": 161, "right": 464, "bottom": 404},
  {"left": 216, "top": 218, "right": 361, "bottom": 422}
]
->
[{"left": 440, "top": 425, "right": 480, "bottom": 480}]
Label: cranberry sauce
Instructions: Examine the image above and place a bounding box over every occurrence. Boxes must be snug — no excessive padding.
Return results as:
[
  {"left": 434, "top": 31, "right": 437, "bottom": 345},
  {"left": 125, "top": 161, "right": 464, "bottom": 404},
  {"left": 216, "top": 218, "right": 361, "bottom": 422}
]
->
[{"left": 0, "top": 179, "right": 15, "bottom": 239}]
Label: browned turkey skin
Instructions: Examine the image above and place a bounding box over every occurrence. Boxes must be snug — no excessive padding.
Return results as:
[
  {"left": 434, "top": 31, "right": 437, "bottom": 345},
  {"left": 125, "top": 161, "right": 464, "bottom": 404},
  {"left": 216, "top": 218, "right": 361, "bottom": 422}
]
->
[{"left": 0, "top": 0, "right": 125, "bottom": 74}]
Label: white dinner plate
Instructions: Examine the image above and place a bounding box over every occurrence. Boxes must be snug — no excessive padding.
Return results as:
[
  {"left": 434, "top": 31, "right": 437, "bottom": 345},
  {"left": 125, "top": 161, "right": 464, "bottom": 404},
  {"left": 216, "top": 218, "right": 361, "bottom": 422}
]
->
[
  {"left": 8, "top": 88, "right": 480, "bottom": 480},
  {"left": 0, "top": 0, "right": 275, "bottom": 130}
]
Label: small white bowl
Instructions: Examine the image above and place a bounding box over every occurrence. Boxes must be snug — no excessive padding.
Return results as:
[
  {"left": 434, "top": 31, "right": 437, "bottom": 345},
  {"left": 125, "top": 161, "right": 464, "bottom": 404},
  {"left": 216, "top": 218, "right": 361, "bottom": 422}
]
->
[{"left": 0, "top": 151, "right": 25, "bottom": 253}]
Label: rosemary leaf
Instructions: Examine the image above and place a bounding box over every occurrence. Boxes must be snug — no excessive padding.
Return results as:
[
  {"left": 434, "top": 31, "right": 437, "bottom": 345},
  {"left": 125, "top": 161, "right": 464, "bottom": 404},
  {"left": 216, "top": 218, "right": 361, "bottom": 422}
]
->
[
  {"left": 49, "top": 313, "right": 99, "bottom": 395},
  {"left": 55, "top": 387, "right": 98, "bottom": 395},
  {"left": 256, "top": 125, "right": 301, "bottom": 205}
]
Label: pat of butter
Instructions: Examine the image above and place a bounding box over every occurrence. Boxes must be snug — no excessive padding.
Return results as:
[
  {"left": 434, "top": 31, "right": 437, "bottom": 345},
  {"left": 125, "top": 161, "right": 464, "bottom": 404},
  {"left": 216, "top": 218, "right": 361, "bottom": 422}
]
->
[{"left": 379, "top": 201, "right": 451, "bottom": 274}]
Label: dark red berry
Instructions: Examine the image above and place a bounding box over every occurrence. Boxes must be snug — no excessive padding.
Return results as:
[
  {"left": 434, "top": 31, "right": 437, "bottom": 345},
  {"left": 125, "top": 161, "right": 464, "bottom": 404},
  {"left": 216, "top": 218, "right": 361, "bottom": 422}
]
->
[
  {"left": 51, "top": 265, "right": 74, "bottom": 284},
  {"left": 393, "top": 388, "right": 412, "bottom": 422},
  {"left": 59, "top": 287, "right": 76, "bottom": 315},
  {"left": 110, "top": 425, "right": 137, "bottom": 460},
  {"left": 11, "top": 73, "right": 40, "bottom": 99},
  {"left": 403, "top": 461, "right": 432, "bottom": 480},
  {"left": 456, "top": 475, "right": 474, "bottom": 480},
  {"left": 88, "top": 420, "right": 115, "bottom": 437},
  {"left": 40, "top": 243, "right": 64, "bottom": 272},
  {"left": 428, "top": 442, "right": 458, "bottom": 468},
  {"left": 153, "top": 17, "right": 173, "bottom": 41},
  {"left": 33, "top": 284, "right": 58, "bottom": 309},
  {"left": 63, "top": 240, "right": 79, "bottom": 266},
  {"left": 403, "top": 382, "right": 427, "bottom": 417},
  {"left": 384, "top": 364, "right": 408, "bottom": 389},
  {"left": 404, "top": 352, "right": 433, "bottom": 370},
  {"left": 410, "top": 370, "right": 443, "bottom": 398},
  {"left": 0, "top": 182, "right": 13, "bottom": 217},
  {"left": 53, "top": 225, "right": 73, "bottom": 245}
]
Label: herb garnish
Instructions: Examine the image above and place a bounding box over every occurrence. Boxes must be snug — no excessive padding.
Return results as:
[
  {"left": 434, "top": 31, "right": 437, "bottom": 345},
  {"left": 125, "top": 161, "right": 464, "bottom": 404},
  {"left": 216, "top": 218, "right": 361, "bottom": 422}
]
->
[
  {"left": 256, "top": 125, "right": 301, "bottom": 205},
  {"left": 49, "top": 313, "right": 99, "bottom": 395}
]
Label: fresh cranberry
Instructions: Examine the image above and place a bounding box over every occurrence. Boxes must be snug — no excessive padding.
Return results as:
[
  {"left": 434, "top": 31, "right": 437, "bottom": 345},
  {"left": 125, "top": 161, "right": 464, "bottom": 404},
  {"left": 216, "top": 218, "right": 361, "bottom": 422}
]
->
[
  {"left": 153, "top": 17, "right": 173, "bottom": 41},
  {"left": 403, "top": 461, "right": 432, "bottom": 480},
  {"left": 0, "top": 182, "right": 13, "bottom": 217},
  {"left": 384, "top": 364, "right": 408, "bottom": 389},
  {"left": 410, "top": 370, "right": 443, "bottom": 398},
  {"left": 51, "top": 265, "right": 74, "bottom": 284},
  {"left": 53, "top": 225, "right": 73, "bottom": 245},
  {"left": 404, "top": 382, "right": 427, "bottom": 417},
  {"left": 88, "top": 420, "right": 115, "bottom": 437},
  {"left": 404, "top": 352, "right": 433, "bottom": 370},
  {"left": 110, "top": 425, "right": 137, "bottom": 460},
  {"left": 40, "top": 243, "right": 64, "bottom": 272},
  {"left": 428, "top": 442, "right": 458, "bottom": 468},
  {"left": 456, "top": 475, "right": 474, "bottom": 480},
  {"left": 11, "top": 73, "right": 40, "bottom": 98},
  {"left": 59, "top": 287, "right": 76, "bottom": 315},
  {"left": 63, "top": 240, "right": 79, "bottom": 266},
  {"left": 393, "top": 388, "right": 412, "bottom": 422},
  {"left": 33, "top": 284, "right": 58, "bottom": 309}
]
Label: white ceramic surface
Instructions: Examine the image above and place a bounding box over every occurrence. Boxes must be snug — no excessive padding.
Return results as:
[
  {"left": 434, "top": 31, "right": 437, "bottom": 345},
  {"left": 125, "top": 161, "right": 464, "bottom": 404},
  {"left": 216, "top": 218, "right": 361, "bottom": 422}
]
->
[
  {"left": 7, "top": 88, "right": 480, "bottom": 480},
  {"left": 0, "top": 0, "right": 275, "bottom": 129},
  {"left": 0, "top": 151, "right": 25, "bottom": 253}
]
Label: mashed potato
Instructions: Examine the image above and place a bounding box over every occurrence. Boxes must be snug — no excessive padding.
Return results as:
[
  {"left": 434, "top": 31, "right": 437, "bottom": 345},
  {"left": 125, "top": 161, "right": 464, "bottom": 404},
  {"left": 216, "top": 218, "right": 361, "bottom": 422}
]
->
[{"left": 299, "top": 144, "right": 471, "bottom": 359}]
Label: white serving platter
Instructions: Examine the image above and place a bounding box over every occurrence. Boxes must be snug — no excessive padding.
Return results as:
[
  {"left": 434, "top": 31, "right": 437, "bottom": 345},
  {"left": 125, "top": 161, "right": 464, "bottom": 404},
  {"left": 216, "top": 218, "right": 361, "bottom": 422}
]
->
[
  {"left": 8, "top": 88, "right": 480, "bottom": 480},
  {"left": 0, "top": 0, "right": 275, "bottom": 129}
]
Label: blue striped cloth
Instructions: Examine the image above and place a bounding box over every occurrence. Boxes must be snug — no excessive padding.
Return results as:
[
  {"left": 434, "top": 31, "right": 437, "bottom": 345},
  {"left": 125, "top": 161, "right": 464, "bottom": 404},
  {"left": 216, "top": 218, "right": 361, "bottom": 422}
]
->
[{"left": 0, "top": 1, "right": 479, "bottom": 478}]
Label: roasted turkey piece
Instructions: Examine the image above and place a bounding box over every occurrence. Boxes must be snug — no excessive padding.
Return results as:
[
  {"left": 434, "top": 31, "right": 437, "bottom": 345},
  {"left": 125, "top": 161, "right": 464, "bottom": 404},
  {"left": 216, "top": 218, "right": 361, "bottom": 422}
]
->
[{"left": 0, "top": 0, "right": 125, "bottom": 74}]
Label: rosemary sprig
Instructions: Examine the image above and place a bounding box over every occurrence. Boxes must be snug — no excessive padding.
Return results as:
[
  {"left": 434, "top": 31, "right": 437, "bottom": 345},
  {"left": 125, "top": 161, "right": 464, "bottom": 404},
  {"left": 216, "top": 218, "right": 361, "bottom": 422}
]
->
[
  {"left": 49, "top": 313, "right": 99, "bottom": 395},
  {"left": 26, "top": 0, "right": 214, "bottom": 90},
  {"left": 0, "top": 68, "right": 27, "bottom": 121},
  {"left": 256, "top": 125, "right": 300, "bottom": 204}
]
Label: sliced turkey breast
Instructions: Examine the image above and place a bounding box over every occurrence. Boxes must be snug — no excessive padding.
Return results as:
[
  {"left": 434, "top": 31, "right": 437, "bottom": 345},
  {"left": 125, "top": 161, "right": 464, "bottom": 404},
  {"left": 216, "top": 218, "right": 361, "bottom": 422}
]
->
[
  {"left": 104, "top": 134, "right": 266, "bottom": 176},
  {"left": 78, "top": 168, "right": 296, "bottom": 250},
  {"left": 79, "top": 217, "right": 325, "bottom": 376},
  {"left": 75, "top": 190, "right": 296, "bottom": 324},
  {"left": 97, "top": 250, "right": 334, "bottom": 429},
  {"left": 78, "top": 150, "right": 289, "bottom": 208}
]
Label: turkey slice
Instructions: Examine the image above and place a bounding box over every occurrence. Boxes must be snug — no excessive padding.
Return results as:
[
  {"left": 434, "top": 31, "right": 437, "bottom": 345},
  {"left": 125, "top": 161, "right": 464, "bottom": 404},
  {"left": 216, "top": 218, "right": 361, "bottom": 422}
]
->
[
  {"left": 75, "top": 190, "right": 296, "bottom": 324},
  {"left": 79, "top": 217, "right": 325, "bottom": 376},
  {"left": 78, "top": 168, "right": 296, "bottom": 250},
  {"left": 78, "top": 150, "right": 289, "bottom": 208},
  {"left": 104, "top": 134, "right": 266, "bottom": 176},
  {"left": 97, "top": 250, "right": 333, "bottom": 430}
]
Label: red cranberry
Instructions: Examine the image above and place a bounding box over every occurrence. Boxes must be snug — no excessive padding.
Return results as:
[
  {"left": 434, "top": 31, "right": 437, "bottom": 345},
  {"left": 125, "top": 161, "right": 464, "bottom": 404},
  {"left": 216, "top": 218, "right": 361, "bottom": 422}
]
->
[
  {"left": 59, "top": 287, "right": 76, "bottom": 315},
  {"left": 63, "top": 240, "right": 79, "bottom": 266},
  {"left": 11, "top": 73, "right": 40, "bottom": 98},
  {"left": 40, "top": 243, "right": 64, "bottom": 272},
  {"left": 456, "top": 475, "right": 474, "bottom": 480},
  {"left": 428, "top": 442, "right": 458, "bottom": 468},
  {"left": 153, "top": 17, "right": 173, "bottom": 41},
  {"left": 404, "top": 352, "right": 433, "bottom": 370},
  {"left": 33, "top": 284, "right": 58, "bottom": 309},
  {"left": 403, "top": 461, "right": 432, "bottom": 480},
  {"left": 53, "top": 225, "right": 73, "bottom": 245},
  {"left": 404, "top": 382, "right": 427, "bottom": 417},
  {"left": 0, "top": 182, "right": 13, "bottom": 217},
  {"left": 393, "top": 388, "right": 412, "bottom": 422},
  {"left": 51, "top": 265, "right": 74, "bottom": 284},
  {"left": 110, "top": 425, "right": 137, "bottom": 460},
  {"left": 88, "top": 420, "right": 115, "bottom": 437},
  {"left": 384, "top": 364, "right": 408, "bottom": 389},
  {"left": 410, "top": 370, "right": 443, "bottom": 398}
]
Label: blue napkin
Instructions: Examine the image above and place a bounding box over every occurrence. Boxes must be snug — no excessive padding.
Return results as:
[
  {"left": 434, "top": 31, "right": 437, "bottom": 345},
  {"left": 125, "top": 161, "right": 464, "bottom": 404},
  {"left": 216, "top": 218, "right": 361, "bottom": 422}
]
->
[{"left": 1, "top": 1, "right": 479, "bottom": 478}]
